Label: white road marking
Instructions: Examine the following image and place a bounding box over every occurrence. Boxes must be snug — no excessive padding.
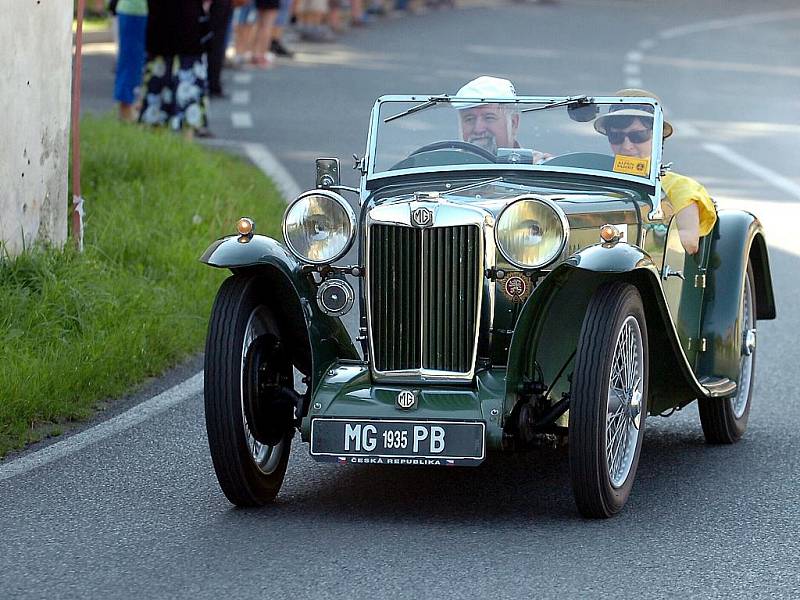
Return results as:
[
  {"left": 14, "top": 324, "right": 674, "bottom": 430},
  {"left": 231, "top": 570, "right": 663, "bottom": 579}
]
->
[
  {"left": 659, "top": 9, "right": 800, "bottom": 40},
  {"left": 232, "top": 72, "right": 253, "bottom": 84},
  {"left": 624, "top": 8, "right": 800, "bottom": 99},
  {"left": 242, "top": 142, "right": 302, "bottom": 202},
  {"left": 703, "top": 143, "right": 800, "bottom": 202},
  {"left": 0, "top": 373, "right": 204, "bottom": 482},
  {"left": 232, "top": 90, "right": 250, "bottom": 105},
  {"left": 231, "top": 111, "right": 253, "bottom": 128},
  {"left": 624, "top": 64, "right": 640, "bottom": 76}
]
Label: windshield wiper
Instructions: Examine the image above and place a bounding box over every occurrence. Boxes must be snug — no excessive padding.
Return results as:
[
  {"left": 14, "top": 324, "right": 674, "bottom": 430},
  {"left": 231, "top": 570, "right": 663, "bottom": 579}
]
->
[
  {"left": 520, "top": 95, "right": 592, "bottom": 113},
  {"left": 384, "top": 95, "right": 451, "bottom": 123}
]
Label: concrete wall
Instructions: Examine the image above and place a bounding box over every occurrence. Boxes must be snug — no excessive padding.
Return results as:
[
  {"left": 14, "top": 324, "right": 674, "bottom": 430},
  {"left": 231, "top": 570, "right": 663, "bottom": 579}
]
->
[{"left": 0, "top": 0, "right": 73, "bottom": 256}]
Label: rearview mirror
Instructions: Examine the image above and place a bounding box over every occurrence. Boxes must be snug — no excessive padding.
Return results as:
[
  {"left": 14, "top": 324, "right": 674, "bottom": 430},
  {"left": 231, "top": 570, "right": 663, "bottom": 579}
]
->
[{"left": 567, "top": 103, "right": 599, "bottom": 122}]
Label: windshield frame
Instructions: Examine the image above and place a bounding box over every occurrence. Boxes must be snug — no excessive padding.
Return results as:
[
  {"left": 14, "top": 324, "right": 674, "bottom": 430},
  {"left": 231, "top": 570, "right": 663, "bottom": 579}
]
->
[{"left": 363, "top": 95, "right": 666, "bottom": 190}]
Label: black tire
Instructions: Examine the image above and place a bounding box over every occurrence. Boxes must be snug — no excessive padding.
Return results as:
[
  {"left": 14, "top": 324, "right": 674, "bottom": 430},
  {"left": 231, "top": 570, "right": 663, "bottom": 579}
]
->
[
  {"left": 569, "top": 282, "right": 649, "bottom": 518},
  {"left": 698, "top": 263, "right": 756, "bottom": 444},
  {"left": 204, "top": 275, "right": 294, "bottom": 507}
]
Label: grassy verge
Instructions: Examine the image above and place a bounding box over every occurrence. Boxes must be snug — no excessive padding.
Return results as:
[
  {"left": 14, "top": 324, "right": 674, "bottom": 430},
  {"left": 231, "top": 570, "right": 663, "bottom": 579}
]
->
[{"left": 0, "top": 116, "right": 287, "bottom": 456}]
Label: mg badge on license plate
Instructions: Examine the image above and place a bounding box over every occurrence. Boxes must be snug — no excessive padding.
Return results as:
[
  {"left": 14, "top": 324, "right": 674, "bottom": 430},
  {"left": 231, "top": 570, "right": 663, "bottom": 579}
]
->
[{"left": 397, "top": 390, "right": 416, "bottom": 409}]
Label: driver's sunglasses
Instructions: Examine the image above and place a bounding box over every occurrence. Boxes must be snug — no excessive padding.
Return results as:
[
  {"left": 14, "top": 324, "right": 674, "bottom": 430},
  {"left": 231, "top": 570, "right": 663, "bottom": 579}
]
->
[{"left": 607, "top": 129, "right": 653, "bottom": 145}]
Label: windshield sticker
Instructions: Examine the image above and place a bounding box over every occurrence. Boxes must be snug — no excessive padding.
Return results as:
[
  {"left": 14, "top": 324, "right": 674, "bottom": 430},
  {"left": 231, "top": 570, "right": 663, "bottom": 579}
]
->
[{"left": 613, "top": 155, "right": 650, "bottom": 176}]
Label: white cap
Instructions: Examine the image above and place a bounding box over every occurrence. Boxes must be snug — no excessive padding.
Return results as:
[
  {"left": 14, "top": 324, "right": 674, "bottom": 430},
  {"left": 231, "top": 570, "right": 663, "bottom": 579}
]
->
[{"left": 453, "top": 76, "right": 517, "bottom": 109}]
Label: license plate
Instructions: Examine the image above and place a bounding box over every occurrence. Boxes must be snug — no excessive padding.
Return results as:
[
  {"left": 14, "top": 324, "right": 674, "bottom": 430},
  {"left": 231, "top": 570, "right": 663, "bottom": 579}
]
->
[{"left": 310, "top": 418, "right": 485, "bottom": 466}]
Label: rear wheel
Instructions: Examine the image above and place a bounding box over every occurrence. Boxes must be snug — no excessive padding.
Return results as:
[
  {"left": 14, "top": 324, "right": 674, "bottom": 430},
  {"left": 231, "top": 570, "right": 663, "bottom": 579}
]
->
[
  {"left": 569, "top": 283, "right": 649, "bottom": 518},
  {"left": 698, "top": 263, "right": 756, "bottom": 443},
  {"left": 204, "top": 275, "right": 295, "bottom": 506}
]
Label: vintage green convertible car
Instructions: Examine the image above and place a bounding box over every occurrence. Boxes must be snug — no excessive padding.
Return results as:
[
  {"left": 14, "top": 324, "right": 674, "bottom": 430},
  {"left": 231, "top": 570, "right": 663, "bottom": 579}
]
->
[{"left": 200, "top": 94, "right": 775, "bottom": 517}]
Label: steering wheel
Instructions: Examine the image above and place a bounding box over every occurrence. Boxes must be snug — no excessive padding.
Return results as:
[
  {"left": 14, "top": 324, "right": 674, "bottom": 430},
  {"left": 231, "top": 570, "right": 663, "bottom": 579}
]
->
[{"left": 408, "top": 140, "right": 497, "bottom": 162}]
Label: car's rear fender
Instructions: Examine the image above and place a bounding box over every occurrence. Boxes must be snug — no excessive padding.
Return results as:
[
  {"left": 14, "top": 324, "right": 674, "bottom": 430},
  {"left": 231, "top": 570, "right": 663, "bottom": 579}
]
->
[
  {"left": 201, "top": 235, "right": 360, "bottom": 400},
  {"left": 505, "top": 243, "right": 707, "bottom": 423},
  {"left": 697, "top": 210, "right": 776, "bottom": 382}
]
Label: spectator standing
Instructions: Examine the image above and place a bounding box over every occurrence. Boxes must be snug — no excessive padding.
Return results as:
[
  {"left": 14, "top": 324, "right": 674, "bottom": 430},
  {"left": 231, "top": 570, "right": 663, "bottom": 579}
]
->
[
  {"left": 138, "top": 0, "right": 211, "bottom": 136},
  {"left": 208, "top": 0, "right": 234, "bottom": 96},
  {"left": 251, "top": 0, "right": 280, "bottom": 68},
  {"left": 270, "top": 0, "right": 295, "bottom": 57},
  {"left": 113, "top": 0, "right": 148, "bottom": 121},
  {"left": 233, "top": 1, "right": 256, "bottom": 65}
]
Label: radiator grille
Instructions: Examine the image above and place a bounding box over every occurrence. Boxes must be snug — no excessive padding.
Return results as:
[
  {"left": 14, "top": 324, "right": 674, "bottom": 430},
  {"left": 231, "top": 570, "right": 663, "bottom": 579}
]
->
[{"left": 369, "top": 224, "right": 481, "bottom": 375}]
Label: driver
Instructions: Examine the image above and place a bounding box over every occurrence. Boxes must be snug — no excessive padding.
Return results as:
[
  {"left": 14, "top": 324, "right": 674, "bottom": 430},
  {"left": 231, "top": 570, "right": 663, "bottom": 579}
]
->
[
  {"left": 454, "top": 76, "right": 551, "bottom": 163},
  {"left": 454, "top": 76, "right": 521, "bottom": 154},
  {"left": 594, "top": 88, "right": 717, "bottom": 254}
]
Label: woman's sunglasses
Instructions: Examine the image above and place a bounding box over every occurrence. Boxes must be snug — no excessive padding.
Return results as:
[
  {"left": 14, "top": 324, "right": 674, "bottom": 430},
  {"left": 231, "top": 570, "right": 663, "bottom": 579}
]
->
[{"left": 607, "top": 129, "right": 653, "bottom": 145}]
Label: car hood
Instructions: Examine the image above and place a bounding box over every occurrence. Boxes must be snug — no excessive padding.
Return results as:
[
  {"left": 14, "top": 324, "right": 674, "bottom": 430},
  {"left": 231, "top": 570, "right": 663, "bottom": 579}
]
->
[{"left": 368, "top": 179, "right": 645, "bottom": 228}]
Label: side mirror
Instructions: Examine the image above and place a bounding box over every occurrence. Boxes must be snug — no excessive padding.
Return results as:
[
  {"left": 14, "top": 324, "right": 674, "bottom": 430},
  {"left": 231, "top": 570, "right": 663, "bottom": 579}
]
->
[{"left": 315, "top": 158, "right": 340, "bottom": 188}]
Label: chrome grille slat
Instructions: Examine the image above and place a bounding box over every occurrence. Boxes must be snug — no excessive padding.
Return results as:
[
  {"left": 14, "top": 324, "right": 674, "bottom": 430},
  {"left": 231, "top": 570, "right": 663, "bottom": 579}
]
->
[{"left": 369, "top": 223, "right": 480, "bottom": 375}]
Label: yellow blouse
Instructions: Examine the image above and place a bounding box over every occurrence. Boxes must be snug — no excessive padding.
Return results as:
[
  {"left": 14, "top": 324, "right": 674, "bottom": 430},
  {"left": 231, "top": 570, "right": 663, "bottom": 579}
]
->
[{"left": 661, "top": 171, "right": 718, "bottom": 236}]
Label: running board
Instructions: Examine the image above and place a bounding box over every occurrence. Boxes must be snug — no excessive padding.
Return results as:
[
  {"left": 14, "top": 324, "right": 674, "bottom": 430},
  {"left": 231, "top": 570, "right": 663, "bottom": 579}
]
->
[{"left": 698, "top": 376, "right": 737, "bottom": 398}]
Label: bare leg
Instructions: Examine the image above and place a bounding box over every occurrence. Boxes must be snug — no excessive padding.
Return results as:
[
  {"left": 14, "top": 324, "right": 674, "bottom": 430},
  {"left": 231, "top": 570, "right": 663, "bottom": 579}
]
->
[{"left": 252, "top": 8, "right": 278, "bottom": 64}]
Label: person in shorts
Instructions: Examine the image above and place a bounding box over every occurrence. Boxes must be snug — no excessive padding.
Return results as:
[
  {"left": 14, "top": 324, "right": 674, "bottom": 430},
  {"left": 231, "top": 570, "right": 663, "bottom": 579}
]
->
[{"left": 250, "top": 0, "right": 280, "bottom": 67}]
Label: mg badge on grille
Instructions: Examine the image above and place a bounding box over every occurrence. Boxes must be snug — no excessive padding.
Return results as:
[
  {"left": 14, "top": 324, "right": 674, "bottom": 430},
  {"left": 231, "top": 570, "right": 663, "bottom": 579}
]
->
[
  {"left": 397, "top": 390, "right": 417, "bottom": 410},
  {"left": 411, "top": 207, "right": 433, "bottom": 228}
]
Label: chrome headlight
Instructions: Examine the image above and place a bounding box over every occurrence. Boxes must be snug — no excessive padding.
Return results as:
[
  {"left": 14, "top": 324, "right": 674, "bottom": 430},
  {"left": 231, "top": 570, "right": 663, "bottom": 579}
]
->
[
  {"left": 495, "top": 196, "right": 568, "bottom": 269},
  {"left": 283, "top": 190, "right": 356, "bottom": 264}
]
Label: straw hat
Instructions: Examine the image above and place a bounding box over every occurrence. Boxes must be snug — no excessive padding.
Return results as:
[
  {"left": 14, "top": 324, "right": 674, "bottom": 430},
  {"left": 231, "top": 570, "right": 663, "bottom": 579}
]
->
[
  {"left": 594, "top": 88, "right": 673, "bottom": 139},
  {"left": 453, "top": 76, "right": 517, "bottom": 110}
]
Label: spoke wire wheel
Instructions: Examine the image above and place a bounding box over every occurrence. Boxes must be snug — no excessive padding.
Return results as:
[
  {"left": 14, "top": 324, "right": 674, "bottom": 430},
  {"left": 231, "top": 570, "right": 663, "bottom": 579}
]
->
[
  {"left": 731, "top": 269, "right": 755, "bottom": 419},
  {"left": 569, "top": 282, "right": 649, "bottom": 518},
  {"left": 698, "top": 262, "right": 757, "bottom": 443},
  {"left": 204, "top": 275, "right": 293, "bottom": 507},
  {"left": 606, "top": 316, "right": 645, "bottom": 488}
]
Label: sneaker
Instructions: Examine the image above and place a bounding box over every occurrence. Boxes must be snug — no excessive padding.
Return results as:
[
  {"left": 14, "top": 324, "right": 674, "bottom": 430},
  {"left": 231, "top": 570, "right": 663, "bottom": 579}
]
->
[
  {"left": 250, "top": 53, "right": 274, "bottom": 69},
  {"left": 270, "top": 39, "right": 295, "bottom": 58}
]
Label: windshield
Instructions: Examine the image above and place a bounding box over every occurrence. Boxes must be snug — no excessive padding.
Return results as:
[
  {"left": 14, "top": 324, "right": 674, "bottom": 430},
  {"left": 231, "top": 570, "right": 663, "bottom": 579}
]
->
[{"left": 368, "top": 96, "right": 664, "bottom": 185}]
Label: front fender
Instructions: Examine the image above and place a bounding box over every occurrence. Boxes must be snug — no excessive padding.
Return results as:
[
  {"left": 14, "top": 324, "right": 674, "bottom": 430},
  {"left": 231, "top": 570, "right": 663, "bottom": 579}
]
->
[
  {"left": 505, "top": 243, "right": 708, "bottom": 422},
  {"left": 201, "top": 233, "right": 298, "bottom": 270},
  {"left": 698, "top": 210, "right": 776, "bottom": 382},
  {"left": 200, "top": 235, "right": 360, "bottom": 398}
]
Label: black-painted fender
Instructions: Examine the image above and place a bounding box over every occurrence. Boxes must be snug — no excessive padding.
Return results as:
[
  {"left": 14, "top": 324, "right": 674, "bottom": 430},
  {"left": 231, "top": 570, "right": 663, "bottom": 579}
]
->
[
  {"left": 200, "top": 235, "right": 360, "bottom": 399},
  {"left": 504, "top": 242, "right": 710, "bottom": 421},
  {"left": 697, "top": 210, "right": 776, "bottom": 382}
]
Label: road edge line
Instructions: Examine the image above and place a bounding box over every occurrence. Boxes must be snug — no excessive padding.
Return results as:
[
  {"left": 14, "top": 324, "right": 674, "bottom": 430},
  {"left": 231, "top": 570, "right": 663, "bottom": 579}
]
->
[{"left": 0, "top": 373, "right": 204, "bottom": 482}]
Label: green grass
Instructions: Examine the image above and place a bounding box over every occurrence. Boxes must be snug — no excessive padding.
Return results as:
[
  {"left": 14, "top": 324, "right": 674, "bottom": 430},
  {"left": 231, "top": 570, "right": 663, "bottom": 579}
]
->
[
  {"left": 0, "top": 116, "right": 287, "bottom": 456},
  {"left": 73, "top": 16, "right": 111, "bottom": 33}
]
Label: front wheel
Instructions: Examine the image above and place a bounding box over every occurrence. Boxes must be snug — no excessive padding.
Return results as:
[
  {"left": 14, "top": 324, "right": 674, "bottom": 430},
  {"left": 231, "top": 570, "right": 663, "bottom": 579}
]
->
[
  {"left": 698, "top": 263, "right": 757, "bottom": 443},
  {"left": 204, "top": 275, "right": 295, "bottom": 507},
  {"left": 569, "top": 283, "right": 649, "bottom": 518}
]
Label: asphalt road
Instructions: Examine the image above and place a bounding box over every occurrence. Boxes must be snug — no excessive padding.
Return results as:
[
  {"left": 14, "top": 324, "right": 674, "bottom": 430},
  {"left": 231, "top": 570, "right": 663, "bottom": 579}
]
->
[{"left": 3, "top": 1, "right": 800, "bottom": 598}]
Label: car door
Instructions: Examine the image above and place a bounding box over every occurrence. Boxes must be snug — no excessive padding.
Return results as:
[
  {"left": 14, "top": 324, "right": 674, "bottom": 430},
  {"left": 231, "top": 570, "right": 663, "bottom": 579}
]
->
[{"left": 660, "top": 218, "right": 710, "bottom": 368}]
